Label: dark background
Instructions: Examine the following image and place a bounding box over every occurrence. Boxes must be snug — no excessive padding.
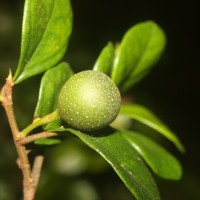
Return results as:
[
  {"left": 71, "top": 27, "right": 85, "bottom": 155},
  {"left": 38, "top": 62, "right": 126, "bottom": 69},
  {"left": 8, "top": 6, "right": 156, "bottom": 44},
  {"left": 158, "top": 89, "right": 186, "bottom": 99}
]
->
[{"left": 0, "top": 0, "right": 199, "bottom": 199}]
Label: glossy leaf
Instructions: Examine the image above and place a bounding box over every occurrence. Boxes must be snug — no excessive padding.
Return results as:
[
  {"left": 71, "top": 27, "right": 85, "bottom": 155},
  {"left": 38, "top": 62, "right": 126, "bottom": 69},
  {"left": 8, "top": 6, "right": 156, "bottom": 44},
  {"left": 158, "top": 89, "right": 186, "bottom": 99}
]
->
[
  {"left": 93, "top": 42, "right": 115, "bottom": 76},
  {"left": 111, "top": 21, "right": 166, "bottom": 91},
  {"left": 122, "top": 131, "right": 182, "bottom": 180},
  {"left": 34, "top": 62, "right": 73, "bottom": 130},
  {"left": 120, "top": 103, "right": 185, "bottom": 153},
  {"left": 14, "top": 0, "right": 72, "bottom": 83},
  {"left": 65, "top": 128, "right": 160, "bottom": 200}
]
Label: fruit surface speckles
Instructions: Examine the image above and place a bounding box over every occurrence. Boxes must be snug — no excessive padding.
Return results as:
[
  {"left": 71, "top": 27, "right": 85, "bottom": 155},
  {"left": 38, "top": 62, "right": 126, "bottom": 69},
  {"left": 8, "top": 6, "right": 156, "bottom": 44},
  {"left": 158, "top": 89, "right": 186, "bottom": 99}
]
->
[{"left": 57, "top": 70, "right": 121, "bottom": 131}]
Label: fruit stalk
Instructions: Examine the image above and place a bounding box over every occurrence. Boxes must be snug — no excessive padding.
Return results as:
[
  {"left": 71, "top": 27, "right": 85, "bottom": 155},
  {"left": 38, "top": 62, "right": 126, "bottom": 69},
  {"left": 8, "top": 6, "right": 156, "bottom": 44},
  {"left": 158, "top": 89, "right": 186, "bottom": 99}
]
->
[{"left": 18, "top": 110, "right": 60, "bottom": 138}]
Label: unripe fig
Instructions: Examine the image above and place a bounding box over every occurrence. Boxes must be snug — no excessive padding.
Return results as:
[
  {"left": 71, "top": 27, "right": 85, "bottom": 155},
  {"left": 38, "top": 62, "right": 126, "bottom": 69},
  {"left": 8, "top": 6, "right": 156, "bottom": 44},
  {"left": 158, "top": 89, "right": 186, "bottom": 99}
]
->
[{"left": 58, "top": 70, "right": 121, "bottom": 131}]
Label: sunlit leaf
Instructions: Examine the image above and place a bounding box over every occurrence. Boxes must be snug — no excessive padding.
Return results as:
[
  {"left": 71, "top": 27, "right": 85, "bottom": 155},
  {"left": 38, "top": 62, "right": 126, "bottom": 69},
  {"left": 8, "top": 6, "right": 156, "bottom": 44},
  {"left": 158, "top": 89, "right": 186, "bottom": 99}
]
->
[
  {"left": 120, "top": 103, "right": 185, "bottom": 153},
  {"left": 34, "top": 62, "right": 73, "bottom": 130},
  {"left": 122, "top": 131, "right": 182, "bottom": 180},
  {"left": 14, "top": 0, "right": 72, "bottom": 83},
  {"left": 111, "top": 21, "right": 166, "bottom": 92},
  {"left": 93, "top": 42, "right": 115, "bottom": 76}
]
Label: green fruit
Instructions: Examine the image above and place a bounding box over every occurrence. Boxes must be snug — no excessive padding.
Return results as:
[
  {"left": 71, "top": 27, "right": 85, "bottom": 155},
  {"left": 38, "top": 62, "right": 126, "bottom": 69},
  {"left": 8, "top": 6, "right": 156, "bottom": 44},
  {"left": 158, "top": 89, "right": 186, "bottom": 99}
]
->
[{"left": 58, "top": 70, "right": 121, "bottom": 131}]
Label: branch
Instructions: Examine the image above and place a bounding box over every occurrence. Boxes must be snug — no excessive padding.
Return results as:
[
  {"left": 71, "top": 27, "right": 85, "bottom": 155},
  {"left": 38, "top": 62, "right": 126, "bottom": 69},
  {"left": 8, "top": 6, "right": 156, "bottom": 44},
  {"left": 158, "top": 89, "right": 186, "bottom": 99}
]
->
[
  {"left": 18, "top": 131, "right": 58, "bottom": 145},
  {"left": 1, "top": 73, "right": 36, "bottom": 200},
  {"left": 32, "top": 154, "right": 44, "bottom": 189}
]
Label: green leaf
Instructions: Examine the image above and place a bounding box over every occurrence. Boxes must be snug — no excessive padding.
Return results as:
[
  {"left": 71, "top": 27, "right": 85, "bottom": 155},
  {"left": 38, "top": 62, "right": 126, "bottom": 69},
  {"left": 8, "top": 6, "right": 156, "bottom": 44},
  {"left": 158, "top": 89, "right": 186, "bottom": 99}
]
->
[
  {"left": 66, "top": 128, "right": 160, "bottom": 200},
  {"left": 111, "top": 21, "right": 166, "bottom": 92},
  {"left": 14, "top": 0, "right": 72, "bottom": 83},
  {"left": 93, "top": 42, "right": 115, "bottom": 76},
  {"left": 122, "top": 131, "right": 182, "bottom": 180},
  {"left": 120, "top": 104, "right": 185, "bottom": 153},
  {"left": 34, "top": 62, "right": 73, "bottom": 130},
  {"left": 34, "top": 138, "right": 61, "bottom": 145}
]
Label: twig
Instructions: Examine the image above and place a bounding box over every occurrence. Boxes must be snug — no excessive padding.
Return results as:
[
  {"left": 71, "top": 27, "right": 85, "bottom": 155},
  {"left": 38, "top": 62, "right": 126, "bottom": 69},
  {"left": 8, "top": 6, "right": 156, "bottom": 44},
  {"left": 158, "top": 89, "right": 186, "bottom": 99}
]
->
[
  {"left": 18, "top": 131, "right": 58, "bottom": 145},
  {"left": 0, "top": 73, "right": 36, "bottom": 200},
  {"left": 32, "top": 154, "right": 44, "bottom": 189}
]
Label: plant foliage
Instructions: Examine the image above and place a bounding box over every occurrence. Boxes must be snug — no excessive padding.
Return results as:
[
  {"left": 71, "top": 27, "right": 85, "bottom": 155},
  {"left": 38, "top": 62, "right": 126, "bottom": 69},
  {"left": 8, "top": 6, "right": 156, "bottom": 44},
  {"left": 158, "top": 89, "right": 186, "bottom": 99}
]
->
[{"left": 0, "top": 0, "right": 184, "bottom": 199}]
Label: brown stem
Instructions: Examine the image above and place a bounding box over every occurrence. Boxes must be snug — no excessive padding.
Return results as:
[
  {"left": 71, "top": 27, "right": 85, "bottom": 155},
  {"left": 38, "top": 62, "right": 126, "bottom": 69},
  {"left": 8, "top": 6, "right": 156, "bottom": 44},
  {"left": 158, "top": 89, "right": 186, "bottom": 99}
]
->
[
  {"left": 18, "top": 131, "right": 58, "bottom": 145},
  {"left": 32, "top": 154, "right": 44, "bottom": 189},
  {"left": 1, "top": 75, "right": 38, "bottom": 200}
]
